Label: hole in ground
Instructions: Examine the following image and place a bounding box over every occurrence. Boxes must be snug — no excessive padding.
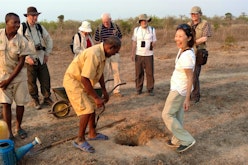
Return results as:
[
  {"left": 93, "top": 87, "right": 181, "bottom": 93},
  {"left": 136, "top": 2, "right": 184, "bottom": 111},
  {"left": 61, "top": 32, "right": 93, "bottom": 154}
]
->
[{"left": 114, "top": 119, "right": 166, "bottom": 146}]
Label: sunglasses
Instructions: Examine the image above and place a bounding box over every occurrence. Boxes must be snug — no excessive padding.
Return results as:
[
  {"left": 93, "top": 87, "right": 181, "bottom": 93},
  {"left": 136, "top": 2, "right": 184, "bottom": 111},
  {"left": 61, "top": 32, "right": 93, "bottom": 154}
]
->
[
  {"left": 176, "top": 24, "right": 193, "bottom": 36},
  {"left": 177, "top": 24, "right": 191, "bottom": 30},
  {"left": 191, "top": 13, "right": 199, "bottom": 16}
]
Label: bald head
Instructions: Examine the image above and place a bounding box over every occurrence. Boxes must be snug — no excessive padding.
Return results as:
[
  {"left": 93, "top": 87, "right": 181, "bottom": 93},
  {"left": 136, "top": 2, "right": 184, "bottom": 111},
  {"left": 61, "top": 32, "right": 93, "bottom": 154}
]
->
[
  {"left": 103, "top": 36, "right": 121, "bottom": 57},
  {"left": 101, "top": 13, "right": 112, "bottom": 28},
  {"left": 101, "top": 13, "right": 111, "bottom": 20}
]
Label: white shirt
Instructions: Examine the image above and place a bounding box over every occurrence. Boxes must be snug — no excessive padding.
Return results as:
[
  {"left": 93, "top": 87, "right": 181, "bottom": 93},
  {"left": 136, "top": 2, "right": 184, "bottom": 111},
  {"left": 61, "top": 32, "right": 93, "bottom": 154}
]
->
[
  {"left": 132, "top": 26, "right": 156, "bottom": 56},
  {"left": 170, "top": 48, "right": 195, "bottom": 96}
]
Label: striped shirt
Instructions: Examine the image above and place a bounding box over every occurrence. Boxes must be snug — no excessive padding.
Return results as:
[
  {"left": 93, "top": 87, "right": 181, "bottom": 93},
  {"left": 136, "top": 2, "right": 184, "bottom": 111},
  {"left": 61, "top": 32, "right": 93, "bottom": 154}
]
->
[{"left": 94, "top": 22, "right": 122, "bottom": 42}]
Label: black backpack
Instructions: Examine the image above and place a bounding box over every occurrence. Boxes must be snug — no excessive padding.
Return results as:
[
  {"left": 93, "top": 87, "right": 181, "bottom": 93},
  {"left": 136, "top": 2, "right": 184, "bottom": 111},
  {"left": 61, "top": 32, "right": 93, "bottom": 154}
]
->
[
  {"left": 70, "top": 32, "right": 81, "bottom": 54},
  {"left": 22, "top": 22, "right": 43, "bottom": 40}
]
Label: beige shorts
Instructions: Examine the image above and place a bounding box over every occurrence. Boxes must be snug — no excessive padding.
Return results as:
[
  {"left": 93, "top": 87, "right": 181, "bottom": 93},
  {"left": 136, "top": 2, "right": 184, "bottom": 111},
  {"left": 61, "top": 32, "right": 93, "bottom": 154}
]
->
[
  {"left": 65, "top": 87, "right": 95, "bottom": 116},
  {"left": 0, "top": 81, "right": 29, "bottom": 105}
]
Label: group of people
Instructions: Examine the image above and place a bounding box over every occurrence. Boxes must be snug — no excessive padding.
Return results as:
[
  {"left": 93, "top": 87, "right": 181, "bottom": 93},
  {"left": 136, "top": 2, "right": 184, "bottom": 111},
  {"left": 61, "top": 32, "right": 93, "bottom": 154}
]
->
[
  {"left": 64, "top": 12, "right": 157, "bottom": 153},
  {"left": 72, "top": 13, "right": 123, "bottom": 97},
  {"left": 0, "top": 5, "right": 211, "bottom": 154},
  {"left": 0, "top": 6, "right": 54, "bottom": 140}
]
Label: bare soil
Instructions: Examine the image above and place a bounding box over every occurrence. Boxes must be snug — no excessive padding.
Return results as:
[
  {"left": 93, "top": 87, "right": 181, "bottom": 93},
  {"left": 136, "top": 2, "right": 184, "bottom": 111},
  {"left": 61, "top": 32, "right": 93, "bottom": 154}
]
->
[{"left": 2, "top": 41, "right": 248, "bottom": 165}]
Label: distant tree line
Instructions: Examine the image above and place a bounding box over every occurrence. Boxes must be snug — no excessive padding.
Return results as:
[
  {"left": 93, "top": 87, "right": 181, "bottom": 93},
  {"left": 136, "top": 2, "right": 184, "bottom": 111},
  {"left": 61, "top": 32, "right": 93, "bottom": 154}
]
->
[{"left": 0, "top": 13, "right": 247, "bottom": 35}]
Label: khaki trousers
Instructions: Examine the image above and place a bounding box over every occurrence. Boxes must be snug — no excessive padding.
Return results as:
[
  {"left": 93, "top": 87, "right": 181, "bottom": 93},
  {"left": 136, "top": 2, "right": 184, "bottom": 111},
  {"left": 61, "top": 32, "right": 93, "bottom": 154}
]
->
[
  {"left": 104, "top": 53, "right": 121, "bottom": 94},
  {"left": 162, "top": 90, "right": 195, "bottom": 146}
]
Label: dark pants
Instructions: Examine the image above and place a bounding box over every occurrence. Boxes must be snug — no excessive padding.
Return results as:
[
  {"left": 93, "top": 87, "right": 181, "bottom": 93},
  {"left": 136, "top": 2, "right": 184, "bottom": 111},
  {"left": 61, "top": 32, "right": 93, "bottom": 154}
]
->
[
  {"left": 135, "top": 55, "right": 154, "bottom": 92},
  {"left": 26, "top": 61, "right": 51, "bottom": 100},
  {"left": 191, "top": 64, "right": 201, "bottom": 100}
]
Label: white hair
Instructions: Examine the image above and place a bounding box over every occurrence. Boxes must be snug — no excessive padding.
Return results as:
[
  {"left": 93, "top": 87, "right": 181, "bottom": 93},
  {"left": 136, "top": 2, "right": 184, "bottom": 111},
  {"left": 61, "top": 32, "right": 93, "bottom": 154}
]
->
[{"left": 101, "top": 13, "right": 111, "bottom": 19}]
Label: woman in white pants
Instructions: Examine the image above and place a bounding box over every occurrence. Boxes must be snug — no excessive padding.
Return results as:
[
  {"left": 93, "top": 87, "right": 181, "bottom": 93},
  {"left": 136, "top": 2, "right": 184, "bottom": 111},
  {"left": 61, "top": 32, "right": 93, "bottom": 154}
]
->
[{"left": 162, "top": 24, "right": 196, "bottom": 153}]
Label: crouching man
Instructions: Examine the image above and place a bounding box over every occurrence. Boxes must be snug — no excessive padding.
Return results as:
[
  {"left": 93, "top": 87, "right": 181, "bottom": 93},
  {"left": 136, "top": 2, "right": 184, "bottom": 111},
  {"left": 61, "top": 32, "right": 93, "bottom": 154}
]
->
[{"left": 63, "top": 36, "right": 121, "bottom": 153}]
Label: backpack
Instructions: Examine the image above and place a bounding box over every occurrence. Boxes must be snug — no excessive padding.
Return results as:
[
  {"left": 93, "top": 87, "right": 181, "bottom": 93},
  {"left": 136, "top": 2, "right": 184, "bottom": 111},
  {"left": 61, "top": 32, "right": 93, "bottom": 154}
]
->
[
  {"left": 22, "top": 22, "right": 43, "bottom": 40},
  {"left": 70, "top": 32, "right": 81, "bottom": 54}
]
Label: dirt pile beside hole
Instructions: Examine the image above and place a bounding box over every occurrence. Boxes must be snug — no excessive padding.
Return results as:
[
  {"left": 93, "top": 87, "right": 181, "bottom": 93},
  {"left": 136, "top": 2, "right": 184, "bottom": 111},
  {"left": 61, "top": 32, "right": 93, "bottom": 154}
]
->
[{"left": 114, "top": 119, "right": 166, "bottom": 146}]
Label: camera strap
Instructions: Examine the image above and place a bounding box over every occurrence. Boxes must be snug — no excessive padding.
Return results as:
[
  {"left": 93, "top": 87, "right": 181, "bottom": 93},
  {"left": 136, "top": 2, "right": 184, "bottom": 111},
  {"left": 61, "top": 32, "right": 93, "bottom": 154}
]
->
[
  {"left": 35, "top": 25, "right": 43, "bottom": 46},
  {"left": 137, "top": 26, "right": 154, "bottom": 41},
  {"left": 24, "top": 22, "right": 43, "bottom": 45}
]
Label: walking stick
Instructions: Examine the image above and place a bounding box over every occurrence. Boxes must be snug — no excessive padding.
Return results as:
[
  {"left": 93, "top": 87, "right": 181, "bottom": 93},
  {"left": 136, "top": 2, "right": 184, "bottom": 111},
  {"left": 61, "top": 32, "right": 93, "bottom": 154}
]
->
[{"left": 30, "top": 118, "right": 126, "bottom": 155}]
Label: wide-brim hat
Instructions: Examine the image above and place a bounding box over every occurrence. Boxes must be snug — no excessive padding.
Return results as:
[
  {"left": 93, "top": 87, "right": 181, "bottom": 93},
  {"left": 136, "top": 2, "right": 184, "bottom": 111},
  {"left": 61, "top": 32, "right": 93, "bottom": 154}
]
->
[
  {"left": 24, "top": 6, "right": 41, "bottom": 17},
  {"left": 78, "top": 21, "right": 92, "bottom": 32},
  {"left": 138, "top": 14, "right": 151, "bottom": 23}
]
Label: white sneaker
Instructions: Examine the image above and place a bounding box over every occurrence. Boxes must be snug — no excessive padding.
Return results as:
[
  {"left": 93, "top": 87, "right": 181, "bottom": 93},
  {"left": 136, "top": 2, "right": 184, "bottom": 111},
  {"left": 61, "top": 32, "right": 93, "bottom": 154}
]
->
[{"left": 176, "top": 140, "right": 196, "bottom": 153}]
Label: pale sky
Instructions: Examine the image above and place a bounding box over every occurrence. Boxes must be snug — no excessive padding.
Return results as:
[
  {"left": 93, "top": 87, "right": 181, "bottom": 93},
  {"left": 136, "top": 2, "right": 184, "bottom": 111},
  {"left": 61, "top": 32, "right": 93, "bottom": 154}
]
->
[{"left": 1, "top": 0, "right": 246, "bottom": 22}]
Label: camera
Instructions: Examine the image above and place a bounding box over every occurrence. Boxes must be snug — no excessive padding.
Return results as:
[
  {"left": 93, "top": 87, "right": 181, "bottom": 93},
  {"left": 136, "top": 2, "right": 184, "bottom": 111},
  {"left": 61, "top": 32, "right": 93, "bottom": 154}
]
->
[
  {"left": 141, "top": 41, "right": 146, "bottom": 47},
  {"left": 35, "top": 43, "right": 46, "bottom": 51},
  {"left": 33, "top": 58, "right": 39, "bottom": 65},
  {"left": 149, "top": 42, "right": 153, "bottom": 50}
]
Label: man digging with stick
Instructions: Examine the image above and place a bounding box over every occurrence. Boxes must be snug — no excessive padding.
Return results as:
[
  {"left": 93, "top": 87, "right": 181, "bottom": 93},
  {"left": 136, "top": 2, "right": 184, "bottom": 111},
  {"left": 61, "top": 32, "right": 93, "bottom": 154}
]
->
[{"left": 63, "top": 36, "right": 121, "bottom": 153}]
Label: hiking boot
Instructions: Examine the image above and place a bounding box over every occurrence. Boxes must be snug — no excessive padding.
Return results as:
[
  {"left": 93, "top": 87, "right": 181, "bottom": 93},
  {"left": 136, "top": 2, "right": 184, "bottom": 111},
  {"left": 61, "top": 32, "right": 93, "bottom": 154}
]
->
[
  {"left": 146, "top": 90, "right": 154, "bottom": 96},
  {"left": 33, "top": 99, "right": 41, "bottom": 110},
  {"left": 149, "top": 91, "right": 154, "bottom": 96},
  {"left": 43, "top": 97, "right": 54, "bottom": 106},
  {"left": 136, "top": 90, "right": 142, "bottom": 95},
  {"left": 176, "top": 140, "right": 196, "bottom": 153},
  {"left": 166, "top": 140, "right": 179, "bottom": 148}
]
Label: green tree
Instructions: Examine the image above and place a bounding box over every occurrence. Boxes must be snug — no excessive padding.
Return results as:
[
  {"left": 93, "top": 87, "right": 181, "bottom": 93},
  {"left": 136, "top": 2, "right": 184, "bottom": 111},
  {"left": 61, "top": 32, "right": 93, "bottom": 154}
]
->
[
  {"left": 57, "top": 15, "right": 64, "bottom": 30},
  {"left": 225, "top": 12, "right": 232, "bottom": 26}
]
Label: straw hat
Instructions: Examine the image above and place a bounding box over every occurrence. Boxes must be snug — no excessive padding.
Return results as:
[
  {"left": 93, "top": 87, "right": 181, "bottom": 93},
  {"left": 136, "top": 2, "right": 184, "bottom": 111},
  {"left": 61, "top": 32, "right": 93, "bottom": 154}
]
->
[
  {"left": 78, "top": 21, "right": 92, "bottom": 32},
  {"left": 24, "top": 6, "right": 41, "bottom": 17}
]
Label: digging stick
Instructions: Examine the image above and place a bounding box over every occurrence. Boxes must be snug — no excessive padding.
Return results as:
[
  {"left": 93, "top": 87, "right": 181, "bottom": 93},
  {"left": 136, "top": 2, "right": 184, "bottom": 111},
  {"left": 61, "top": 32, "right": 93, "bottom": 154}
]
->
[
  {"left": 94, "top": 82, "right": 126, "bottom": 128},
  {"left": 30, "top": 118, "right": 126, "bottom": 155}
]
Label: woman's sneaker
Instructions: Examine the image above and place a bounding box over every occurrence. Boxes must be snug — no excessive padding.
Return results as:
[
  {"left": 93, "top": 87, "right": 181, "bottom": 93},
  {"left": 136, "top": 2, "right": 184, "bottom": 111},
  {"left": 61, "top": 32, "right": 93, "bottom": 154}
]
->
[{"left": 176, "top": 140, "right": 196, "bottom": 153}]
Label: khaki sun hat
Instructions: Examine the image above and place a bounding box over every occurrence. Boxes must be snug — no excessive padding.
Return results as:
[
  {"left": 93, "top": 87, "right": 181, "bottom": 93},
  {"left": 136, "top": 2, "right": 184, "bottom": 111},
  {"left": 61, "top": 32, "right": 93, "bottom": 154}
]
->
[
  {"left": 190, "top": 6, "right": 202, "bottom": 15},
  {"left": 138, "top": 14, "right": 151, "bottom": 23},
  {"left": 24, "top": 6, "right": 41, "bottom": 17},
  {"left": 78, "top": 21, "right": 92, "bottom": 32}
]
